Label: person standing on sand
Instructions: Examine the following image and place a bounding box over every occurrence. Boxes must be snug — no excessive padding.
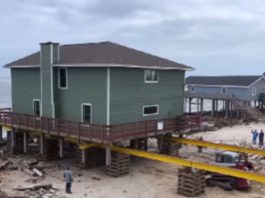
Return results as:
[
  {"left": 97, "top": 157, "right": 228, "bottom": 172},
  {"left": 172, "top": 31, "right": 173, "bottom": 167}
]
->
[
  {"left": 64, "top": 166, "right": 73, "bottom": 194},
  {"left": 259, "top": 130, "right": 264, "bottom": 147},
  {"left": 251, "top": 129, "right": 258, "bottom": 145}
]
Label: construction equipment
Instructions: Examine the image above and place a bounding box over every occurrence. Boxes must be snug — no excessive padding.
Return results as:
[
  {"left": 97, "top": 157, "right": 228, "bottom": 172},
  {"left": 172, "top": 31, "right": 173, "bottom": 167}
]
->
[{"left": 206, "top": 151, "right": 253, "bottom": 191}]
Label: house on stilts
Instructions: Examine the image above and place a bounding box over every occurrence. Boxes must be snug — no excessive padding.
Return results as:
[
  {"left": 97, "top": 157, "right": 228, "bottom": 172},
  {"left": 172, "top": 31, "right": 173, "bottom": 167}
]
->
[
  {"left": 185, "top": 73, "right": 265, "bottom": 118},
  {"left": 0, "top": 41, "right": 200, "bottom": 176}
]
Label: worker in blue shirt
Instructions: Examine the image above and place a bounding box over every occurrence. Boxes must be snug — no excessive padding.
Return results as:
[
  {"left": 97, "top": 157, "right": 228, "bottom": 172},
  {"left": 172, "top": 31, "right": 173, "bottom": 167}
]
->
[
  {"left": 259, "top": 130, "right": 264, "bottom": 147},
  {"left": 251, "top": 129, "right": 258, "bottom": 145},
  {"left": 64, "top": 166, "right": 73, "bottom": 194}
]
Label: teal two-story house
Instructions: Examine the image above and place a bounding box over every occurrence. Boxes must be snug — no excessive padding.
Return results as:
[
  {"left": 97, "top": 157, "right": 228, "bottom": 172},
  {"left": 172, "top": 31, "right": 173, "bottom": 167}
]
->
[{"left": 5, "top": 41, "right": 192, "bottom": 126}]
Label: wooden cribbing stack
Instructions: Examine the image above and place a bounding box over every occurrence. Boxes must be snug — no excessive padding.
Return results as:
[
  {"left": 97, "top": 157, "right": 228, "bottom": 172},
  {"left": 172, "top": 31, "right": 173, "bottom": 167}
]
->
[
  {"left": 107, "top": 152, "right": 130, "bottom": 177},
  {"left": 177, "top": 168, "right": 206, "bottom": 197}
]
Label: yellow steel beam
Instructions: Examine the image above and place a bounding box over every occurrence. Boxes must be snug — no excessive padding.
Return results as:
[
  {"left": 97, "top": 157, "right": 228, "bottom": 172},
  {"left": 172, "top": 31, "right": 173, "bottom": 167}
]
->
[
  {"left": 64, "top": 137, "right": 79, "bottom": 143},
  {"left": 2, "top": 126, "right": 12, "bottom": 131},
  {"left": 167, "top": 137, "right": 265, "bottom": 157},
  {"left": 79, "top": 143, "right": 101, "bottom": 150},
  {"left": 111, "top": 146, "right": 265, "bottom": 184}
]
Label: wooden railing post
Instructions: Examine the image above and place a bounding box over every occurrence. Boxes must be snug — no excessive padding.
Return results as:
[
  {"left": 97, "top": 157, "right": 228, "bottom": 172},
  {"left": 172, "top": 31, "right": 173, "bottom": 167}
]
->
[{"left": 78, "top": 122, "right": 81, "bottom": 144}]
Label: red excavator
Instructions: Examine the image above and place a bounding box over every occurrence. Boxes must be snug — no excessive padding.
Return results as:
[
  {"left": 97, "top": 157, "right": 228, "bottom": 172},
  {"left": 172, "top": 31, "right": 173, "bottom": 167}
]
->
[{"left": 206, "top": 151, "right": 253, "bottom": 191}]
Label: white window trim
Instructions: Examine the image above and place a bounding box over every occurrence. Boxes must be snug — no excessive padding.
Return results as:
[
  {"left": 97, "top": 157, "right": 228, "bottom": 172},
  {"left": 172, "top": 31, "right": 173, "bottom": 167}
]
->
[
  {"left": 58, "top": 68, "right": 68, "bottom": 89},
  {"left": 81, "top": 103, "right": 92, "bottom": 123},
  {"left": 142, "top": 105, "right": 159, "bottom": 116},
  {"left": 32, "top": 99, "right": 41, "bottom": 117},
  {"left": 221, "top": 87, "right": 227, "bottom": 94},
  {"left": 144, "top": 70, "right": 159, "bottom": 83},
  {"left": 252, "top": 86, "right": 257, "bottom": 96}
]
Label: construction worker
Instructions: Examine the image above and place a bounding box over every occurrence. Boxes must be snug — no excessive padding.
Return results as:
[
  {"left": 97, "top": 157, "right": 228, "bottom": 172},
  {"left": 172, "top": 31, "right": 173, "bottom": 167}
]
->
[
  {"left": 259, "top": 130, "right": 264, "bottom": 147},
  {"left": 64, "top": 166, "right": 73, "bottom": 194},
  {"left": 251, "top": 129, "right": 258, "bottom": 145}
]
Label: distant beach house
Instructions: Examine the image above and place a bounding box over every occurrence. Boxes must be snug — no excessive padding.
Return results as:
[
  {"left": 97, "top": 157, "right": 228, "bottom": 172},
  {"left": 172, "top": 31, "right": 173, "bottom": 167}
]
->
[
  {"left": 4, "top": 41, "right": 192, "bottom": 126},
  {"left": 186, "top": 73, "right": 265, "bottom": 102}
]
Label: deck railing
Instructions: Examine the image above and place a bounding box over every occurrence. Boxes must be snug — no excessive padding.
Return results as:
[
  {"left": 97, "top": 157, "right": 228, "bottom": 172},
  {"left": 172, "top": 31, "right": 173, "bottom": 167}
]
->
[{"left": 0, "top": 109, "right": 201, "bottom": 143}]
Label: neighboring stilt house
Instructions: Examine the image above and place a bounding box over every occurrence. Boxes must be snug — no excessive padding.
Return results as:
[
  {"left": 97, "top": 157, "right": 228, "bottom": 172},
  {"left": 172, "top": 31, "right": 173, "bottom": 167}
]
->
[
  {"left": 185, "top": 73, "right": 265, "bottom": 117},
  {"left": 0, "top": 41, "right": 195, "bottom": 170}
]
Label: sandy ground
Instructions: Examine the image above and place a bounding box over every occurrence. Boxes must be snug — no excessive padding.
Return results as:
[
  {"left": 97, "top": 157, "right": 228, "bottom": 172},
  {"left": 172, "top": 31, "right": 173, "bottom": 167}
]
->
[
  {"left": 191, "top": 122, "right": 265, "bottom": 146},
  {"left": 1, "top": 122, "right": 265, "bottom": 198}
]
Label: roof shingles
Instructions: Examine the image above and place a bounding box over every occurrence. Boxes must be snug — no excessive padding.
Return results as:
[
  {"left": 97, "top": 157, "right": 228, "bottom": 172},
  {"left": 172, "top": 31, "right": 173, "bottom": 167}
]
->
[{"left": 5, "top": 41, "right": 192, "bottom": 70}]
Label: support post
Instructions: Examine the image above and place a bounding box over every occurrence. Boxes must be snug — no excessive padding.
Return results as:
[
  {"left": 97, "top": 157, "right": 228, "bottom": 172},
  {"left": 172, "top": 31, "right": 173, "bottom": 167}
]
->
[
  {"left": 189, "top": 98, "right": 192, "bottom": 113},
  {"left": 200, "top": 99, "right": 204, "bottom": 113},
  {"left": 81, "top": 149, "right": 86, "bottom": 164},
  {"left": 59, "top": 138, "right": 63, "bottom": 158},
  {"left": 23, "top": 132, "right": 27, "bottom": 153},
  {"left": 40, "top": 134, "right": 44, "bottom": 155},
  {"left": 211, "top": 99, "right": 215, "bottom": 117},
  {"left": 216, "top": 100, "right": 219, "bottom": 117},
  {"left": 0, "top": 126, "right": 2, "bottom": 142},
  {"left": 106, "top": 145, "right": 111, "bottom": 166}
]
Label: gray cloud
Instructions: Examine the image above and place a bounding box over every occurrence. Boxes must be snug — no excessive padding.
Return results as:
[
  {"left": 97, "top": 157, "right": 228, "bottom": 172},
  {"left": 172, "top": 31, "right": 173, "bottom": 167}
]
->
[{"left": 0, "top": 0, "right": 265, "bottom": 78}]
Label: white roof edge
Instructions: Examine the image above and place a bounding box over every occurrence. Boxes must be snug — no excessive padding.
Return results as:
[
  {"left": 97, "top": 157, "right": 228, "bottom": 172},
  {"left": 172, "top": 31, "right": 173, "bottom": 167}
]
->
[
  {"left": 53, "top": 63, "right": 194, "bottom": 71},
  {"left": 5, "top": 65, "right": 39, "bottom": 68},
  {"left": 186, "top": 84, "right": 248, "bottom": 88},
  {"left": 7, "top": 63, "right": 193, "bottom": 71}
]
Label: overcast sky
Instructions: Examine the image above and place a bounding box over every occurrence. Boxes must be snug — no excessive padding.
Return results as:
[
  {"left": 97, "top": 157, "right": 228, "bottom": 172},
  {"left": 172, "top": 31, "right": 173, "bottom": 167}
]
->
[{"left": 1, "top": 0, "right": 265, "bottom": 78}]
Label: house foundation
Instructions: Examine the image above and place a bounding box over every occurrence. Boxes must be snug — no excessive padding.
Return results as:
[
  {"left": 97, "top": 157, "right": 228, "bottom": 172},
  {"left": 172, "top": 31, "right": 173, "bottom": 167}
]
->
[
  {"left": 106, "top": 152, "right": 130, "bottom": 177},
  {"left": 130, "top": 138, "right": 148, "bottom": 151},
  {"left": 158, "top": 135, "right": 181, "bottom": 156},
  {"left": 177, "top": 168, "right": 206, "bottom": 197},
  {"left": 40, "top": 136, "right": 59, "bottom": 161}
]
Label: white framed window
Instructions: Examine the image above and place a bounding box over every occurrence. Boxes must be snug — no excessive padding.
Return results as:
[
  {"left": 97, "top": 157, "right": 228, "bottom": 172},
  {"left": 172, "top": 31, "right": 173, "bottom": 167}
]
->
[
  {"left": 252, "top": 87, "right": 257, "bottom": 96},
  {"left": 143, "top": 105, "right": 159, "bottom": 116},
  {"left": 221, "top": 87, "right": 227, "bottom": 94},
  {"left": 81, "top": 103, "right": 92, "bottom": 123},
  {"left": 58, "top": 68, "right": 68, "bottom": 89},
  {"left": 144, "top": 70, "right": 158, "bottom": 83},
  {"left": 33, "top": 99, "right": 41, "bottom": 117}
]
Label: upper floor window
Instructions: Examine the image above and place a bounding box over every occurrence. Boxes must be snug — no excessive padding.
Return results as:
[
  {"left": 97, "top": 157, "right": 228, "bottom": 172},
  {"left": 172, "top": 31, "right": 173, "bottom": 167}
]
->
[
  {"left": 252, "top": 87, "right": 257, "bottom": 96},
  {"left": 191, "top": 86, "right": 196, "bottom": 93},
  {"left": 145, "top": 70, "right": 158, "bottom": 83},
  {"left": 221, "top": 87, "right": 227, "bottom": 94},
  {"left": 58, "top": 68, "right": 68, "bottom": 89},
  {"left": 143, "top": 105, "right": 159, "bottom": 116}
]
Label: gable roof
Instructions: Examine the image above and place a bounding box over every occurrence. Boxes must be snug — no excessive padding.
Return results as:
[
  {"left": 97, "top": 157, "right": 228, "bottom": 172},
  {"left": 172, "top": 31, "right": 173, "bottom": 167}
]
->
[
  {"left": 186, "top": 75, "right": 262, "bottom": 87},
  {"left": 4, "top": 41, "right": 192, "bottom": 71}
]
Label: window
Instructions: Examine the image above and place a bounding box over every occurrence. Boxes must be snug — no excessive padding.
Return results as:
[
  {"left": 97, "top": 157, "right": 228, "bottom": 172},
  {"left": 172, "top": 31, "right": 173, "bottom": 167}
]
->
[
  {"left": 143, "top": 105, "right": 159, "bottom": 116},
  {"left": 252, "top": 87, "right": 257, "bottom": 96},
  {"left": 33, "top": 99, "right": 41, "bottom": 117},
  {"left": 221, "top": 87, "right": 227, "bottom": 94},
  {"left": 145, "top": 70, "right": 158, "bottom": 83},
  {"left": 58, "top": 68, "right": 68, "bottom": 89},
  {"left": 82, "top": 104, "right": 92, "bottom": 123},
  {"left": 191, "top": 86, "right": 196, "bottom": 93}
]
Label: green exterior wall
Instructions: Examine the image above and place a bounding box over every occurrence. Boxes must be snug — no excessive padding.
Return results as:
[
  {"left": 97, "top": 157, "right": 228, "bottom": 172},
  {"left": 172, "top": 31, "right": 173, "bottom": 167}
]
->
[
  {"left": 56, "top": 68, "right": 107, "bottom": 124},
  {"left": 109, "top": 68, "right": 185, "bottom": 124},
  {"left": 11, "top": 68, "right": 40, "bottom": 114},
  {"left": 11, "top": 66, "right": 185, "bottom": 125}
]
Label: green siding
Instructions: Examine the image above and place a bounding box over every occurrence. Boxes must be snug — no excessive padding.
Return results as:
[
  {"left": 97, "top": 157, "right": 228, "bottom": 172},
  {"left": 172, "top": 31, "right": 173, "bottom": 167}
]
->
[
  {"left": 109, "top": 68, "right": 184, "bottom": 124},
  {"left": 56, "top": 68, "right": 107, "bottom": 124},
  {"left": 11, "top": 68, "right": 40, "bottom": 114}
]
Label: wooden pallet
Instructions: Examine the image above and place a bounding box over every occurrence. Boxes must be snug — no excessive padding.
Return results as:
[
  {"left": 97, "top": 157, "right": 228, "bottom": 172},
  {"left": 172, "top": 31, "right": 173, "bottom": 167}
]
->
[
  {"left": 106, "top": 152, "right": 130, "bottom": 177},
  {"left": 177, "top": 168, "right": 206, "bottom": 197}
]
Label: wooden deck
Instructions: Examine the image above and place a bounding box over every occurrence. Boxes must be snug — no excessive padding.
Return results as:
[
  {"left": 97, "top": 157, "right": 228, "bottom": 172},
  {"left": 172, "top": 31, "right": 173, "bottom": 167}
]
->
[{"left": 0, "top": 108, "right": 201, "bottom": 144}]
